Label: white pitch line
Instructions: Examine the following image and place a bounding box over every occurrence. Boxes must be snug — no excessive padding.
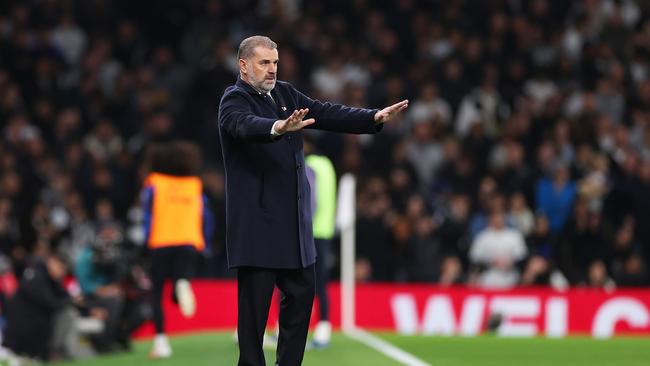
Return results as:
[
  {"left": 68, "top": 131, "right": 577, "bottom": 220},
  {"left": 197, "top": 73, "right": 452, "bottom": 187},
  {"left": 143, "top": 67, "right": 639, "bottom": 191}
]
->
[{"left": 344, "top": 328, "right": 432, "bottom": 366}]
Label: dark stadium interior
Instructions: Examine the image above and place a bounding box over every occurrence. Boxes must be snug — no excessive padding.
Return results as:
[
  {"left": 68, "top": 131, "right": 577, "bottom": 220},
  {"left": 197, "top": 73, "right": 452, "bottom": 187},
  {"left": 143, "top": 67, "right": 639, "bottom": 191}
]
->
[{"left": 1, "top": 0, "right": 650, "bottom": 361}]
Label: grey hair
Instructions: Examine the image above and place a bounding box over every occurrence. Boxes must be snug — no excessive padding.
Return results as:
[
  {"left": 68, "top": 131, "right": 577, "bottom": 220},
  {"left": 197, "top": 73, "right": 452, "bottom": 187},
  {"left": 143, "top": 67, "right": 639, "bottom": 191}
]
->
[{"left": 237, "top": 36, "right": 277, "bottom": 60}]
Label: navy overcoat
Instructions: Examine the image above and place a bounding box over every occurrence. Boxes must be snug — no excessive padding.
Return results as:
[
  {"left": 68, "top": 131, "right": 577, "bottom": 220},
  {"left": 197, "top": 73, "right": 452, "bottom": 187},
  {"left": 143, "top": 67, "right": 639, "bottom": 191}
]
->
[{"left": 218, "top": 77, "right": 381, "bottom": 268}]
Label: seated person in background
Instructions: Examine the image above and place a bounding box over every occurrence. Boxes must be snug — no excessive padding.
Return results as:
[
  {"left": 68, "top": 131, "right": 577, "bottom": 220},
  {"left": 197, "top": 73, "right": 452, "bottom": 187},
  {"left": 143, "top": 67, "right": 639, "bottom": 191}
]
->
[
  {"left": 436, "top": 193, "right": 472, "bottom": 286},
  {"left": 521, "top": 213, "right": 554, "bottom": 286},
  {"left": 2, "top": 253, "right": 89, "bottom": 361},
  {"left": 75, "top": 222, "right": 130, "bottom": 353},
  {"left": 469, "top": 210, "right": 528, "bottom": 289}
]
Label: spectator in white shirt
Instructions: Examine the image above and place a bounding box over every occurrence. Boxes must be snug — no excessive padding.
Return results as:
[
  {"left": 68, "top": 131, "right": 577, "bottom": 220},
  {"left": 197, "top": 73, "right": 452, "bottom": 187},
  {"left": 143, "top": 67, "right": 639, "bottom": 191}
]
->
[{"left": 469, "top": 210, "right": 528, "bottom": 288}]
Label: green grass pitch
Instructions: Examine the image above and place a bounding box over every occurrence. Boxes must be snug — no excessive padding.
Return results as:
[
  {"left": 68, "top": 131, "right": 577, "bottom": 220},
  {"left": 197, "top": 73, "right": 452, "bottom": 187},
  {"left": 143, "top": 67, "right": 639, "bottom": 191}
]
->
[{"left": 51, "top": 331, "right": 650, "bottom": 366}]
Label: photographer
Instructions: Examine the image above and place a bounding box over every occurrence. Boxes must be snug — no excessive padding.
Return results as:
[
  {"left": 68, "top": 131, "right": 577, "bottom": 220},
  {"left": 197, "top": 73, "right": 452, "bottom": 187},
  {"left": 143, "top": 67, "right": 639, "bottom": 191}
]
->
[{"left": 74, "top": 222, "right": 130, "bottom": 353}]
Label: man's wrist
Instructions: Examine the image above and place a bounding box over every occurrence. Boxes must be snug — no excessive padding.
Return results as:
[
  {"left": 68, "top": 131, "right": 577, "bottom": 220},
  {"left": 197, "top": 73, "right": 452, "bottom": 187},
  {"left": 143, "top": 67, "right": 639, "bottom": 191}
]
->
[
  {"left": 373, "top": 109, "right": 382, "bottom": 124},
  {"left": 271, "top": 120, "right": 283, "bottom": 136}
]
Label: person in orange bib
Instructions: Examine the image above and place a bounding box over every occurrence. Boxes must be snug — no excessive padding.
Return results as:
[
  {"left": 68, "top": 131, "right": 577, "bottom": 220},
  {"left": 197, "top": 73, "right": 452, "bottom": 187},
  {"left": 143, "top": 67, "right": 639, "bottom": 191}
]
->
[{"left": 140, "top": 141, "right": 213, "bottom": 359}]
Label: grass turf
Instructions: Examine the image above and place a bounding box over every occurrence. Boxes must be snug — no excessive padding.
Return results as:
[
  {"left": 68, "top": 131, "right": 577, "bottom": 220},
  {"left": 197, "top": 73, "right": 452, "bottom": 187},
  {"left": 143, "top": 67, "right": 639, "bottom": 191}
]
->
[{"left": 51, "top": 331, "right": 650, "bottom": 366}]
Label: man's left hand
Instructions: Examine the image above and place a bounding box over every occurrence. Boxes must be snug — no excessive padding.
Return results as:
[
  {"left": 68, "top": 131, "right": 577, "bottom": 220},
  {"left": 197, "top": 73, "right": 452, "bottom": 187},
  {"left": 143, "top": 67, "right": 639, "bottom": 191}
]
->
[{"left": 374, "top": 99, "right": 409, "bottom": 123}]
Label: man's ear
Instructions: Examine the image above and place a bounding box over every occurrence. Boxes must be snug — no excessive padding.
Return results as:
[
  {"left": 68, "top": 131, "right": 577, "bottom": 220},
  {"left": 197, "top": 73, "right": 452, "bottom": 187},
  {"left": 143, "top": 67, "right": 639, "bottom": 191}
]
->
[{"left": 239, "top": 59, "right": 247, "bottom": 75}]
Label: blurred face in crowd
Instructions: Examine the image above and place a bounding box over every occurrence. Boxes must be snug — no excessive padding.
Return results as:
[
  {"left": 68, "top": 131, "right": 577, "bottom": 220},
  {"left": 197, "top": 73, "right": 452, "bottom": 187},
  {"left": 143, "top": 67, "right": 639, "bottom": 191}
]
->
[
  {"left": 240, "top": 46, "right": 278, "bottom": 93},
  {"left": 406, "top": 194, "right": 425, "bottom": 218},
  {"left": 488, "top": 211, "right": 506, "bottom": 230},
  {"left": 47, "top": 256, "right": 67, "bottom": 281},
  {"left": 534, "top": 214, "right": 549, "bottom": 235},
  {"left": 450, "top": 194, "right": 469, "bottom": 220},
  {"left": 389, "top": 167, "right": 410, "bottom": 190},
  {"left": 412, "top": 121, "right": 433, "bottom": 144},
  {"left": 552, "top": 164, "right": 569, "bottom": 185},
  {"left": 510, "top": 192, "right": 527, "bottom": 212},
  {"left": 615, "top": 223, "right": 634, "bottom": 248}
]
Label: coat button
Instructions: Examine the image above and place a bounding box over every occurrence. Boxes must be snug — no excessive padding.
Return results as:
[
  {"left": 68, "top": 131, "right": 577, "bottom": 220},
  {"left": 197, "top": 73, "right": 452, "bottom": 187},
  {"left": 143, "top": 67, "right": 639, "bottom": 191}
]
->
[
  {"left": 298, "top": 195, "right": 302, "bottom": 201},
  {"left": 297, "top": 163, "right": 302, "bottom": 170},
  {"left": 287, "top": 135, "right": 292, "bottom": 140}
]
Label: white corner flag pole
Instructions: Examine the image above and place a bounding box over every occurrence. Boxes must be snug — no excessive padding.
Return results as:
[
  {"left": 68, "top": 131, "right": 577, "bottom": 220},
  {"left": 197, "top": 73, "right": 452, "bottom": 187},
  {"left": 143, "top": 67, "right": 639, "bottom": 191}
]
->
[
  {"left": 336, "top": 173, "right": 356, "bottom": 333},
  {"left": 336, "top": 174, "right": 432, "bottom": 366}
]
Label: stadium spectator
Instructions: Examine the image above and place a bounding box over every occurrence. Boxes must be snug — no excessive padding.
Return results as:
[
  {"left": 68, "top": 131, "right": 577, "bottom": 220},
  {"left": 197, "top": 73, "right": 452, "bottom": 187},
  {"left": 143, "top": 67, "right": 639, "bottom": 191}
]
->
[
  {"left": 469, "top": 210, "right": 528, "bottom": 289},
  {"left": 521, "top": 213, "right": 554, "bottom": 286},
  {"left": 356, "top": 177, "right": 398, "bottom": 282},
  {"left": 558, "top": 198, "right": 614, "bottom": 286},
  {"left": 535, "top": 161, "right": 577, "bottom": 235},
  {"left": 401, "top": 193, "right": 440, "bottom": 282},
  {"left": 508, "top": 192, "right": 535, "bottom": 238},
  {"left": 436, "top": 193, "right": 471, "bottom": 286},
  {"left": 609, "top": 217, "right": 647, "bottom": 286}
]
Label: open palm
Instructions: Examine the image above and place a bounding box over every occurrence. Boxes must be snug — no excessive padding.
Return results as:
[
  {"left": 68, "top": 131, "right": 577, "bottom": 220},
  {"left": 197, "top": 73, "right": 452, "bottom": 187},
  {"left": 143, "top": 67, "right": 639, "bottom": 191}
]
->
[{"left": 374, "top": 99, "right": 409, "bottom": 123}]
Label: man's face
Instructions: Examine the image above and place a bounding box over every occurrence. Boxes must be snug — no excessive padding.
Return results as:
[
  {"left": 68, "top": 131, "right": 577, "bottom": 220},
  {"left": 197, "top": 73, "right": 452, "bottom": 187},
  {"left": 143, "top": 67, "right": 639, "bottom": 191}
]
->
[{"left": 241, "top": 46, "right": 278, "bottom": 93}]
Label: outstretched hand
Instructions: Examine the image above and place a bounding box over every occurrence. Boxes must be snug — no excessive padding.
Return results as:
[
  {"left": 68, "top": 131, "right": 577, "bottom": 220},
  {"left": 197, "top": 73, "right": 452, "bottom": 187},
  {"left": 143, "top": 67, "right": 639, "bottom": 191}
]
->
[
  {"left": 274, "top": 108, "right": 315, "bottom": 134},
  {"left": 374, "top": 99, "right": 409, "bottom": 124}
]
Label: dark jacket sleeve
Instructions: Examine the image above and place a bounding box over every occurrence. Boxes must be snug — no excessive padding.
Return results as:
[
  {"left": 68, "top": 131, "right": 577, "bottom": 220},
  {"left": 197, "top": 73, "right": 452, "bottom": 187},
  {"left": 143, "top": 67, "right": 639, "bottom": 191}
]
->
[
  {"left": 141, "top": 186, "right": 153, "bottom": 244},
  {"left": 291, "top": 86, "right": 382, "bottom": 134},
  {"left": 218, "top": 89, "right": 280, "bottom": 143}
]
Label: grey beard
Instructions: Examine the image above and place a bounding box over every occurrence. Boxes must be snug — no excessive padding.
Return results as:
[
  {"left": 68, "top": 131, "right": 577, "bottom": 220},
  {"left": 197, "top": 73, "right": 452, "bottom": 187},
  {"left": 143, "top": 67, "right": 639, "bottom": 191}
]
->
[{"left": 257, "top": 81, "right": 275, "bottom": 93}]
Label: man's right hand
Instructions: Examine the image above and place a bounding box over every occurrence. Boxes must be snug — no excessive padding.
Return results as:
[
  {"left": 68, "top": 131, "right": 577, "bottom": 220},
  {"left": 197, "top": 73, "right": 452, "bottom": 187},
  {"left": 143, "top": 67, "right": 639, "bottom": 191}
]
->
[{"left": 273, "top": 108, "right": 315, "bottom": 135}]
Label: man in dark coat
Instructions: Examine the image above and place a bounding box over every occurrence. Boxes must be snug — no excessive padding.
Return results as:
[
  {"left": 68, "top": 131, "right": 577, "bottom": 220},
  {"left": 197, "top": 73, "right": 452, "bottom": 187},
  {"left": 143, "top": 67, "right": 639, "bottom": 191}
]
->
[
  {"left": 2, "top": 254, "right": 71, "bottom": 361},
  {"left": 218, "top": 35, "right": 408, "bottom": 366}
]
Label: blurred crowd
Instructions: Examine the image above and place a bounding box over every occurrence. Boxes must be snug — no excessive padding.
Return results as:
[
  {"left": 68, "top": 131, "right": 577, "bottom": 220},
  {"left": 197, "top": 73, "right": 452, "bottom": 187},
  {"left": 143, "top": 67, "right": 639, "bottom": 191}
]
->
[{"left": 2, "top": 0, "right": 650, "bottom": 359}]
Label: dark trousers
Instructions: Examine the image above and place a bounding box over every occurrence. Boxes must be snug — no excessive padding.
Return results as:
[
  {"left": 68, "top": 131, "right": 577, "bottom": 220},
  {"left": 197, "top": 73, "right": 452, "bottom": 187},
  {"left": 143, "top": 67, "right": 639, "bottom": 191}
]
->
[
  {"left": 86, "top": 295, "right": 125, "bottom": 352},
  {"left": 314, "top": 239, "right": 331, "bottom": 321},
  {"left": 149, "top": 245, "right": 197, "bottom": 333},
  {"left": 237, "top": 265, "right": 315, "bottom": 366}
]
